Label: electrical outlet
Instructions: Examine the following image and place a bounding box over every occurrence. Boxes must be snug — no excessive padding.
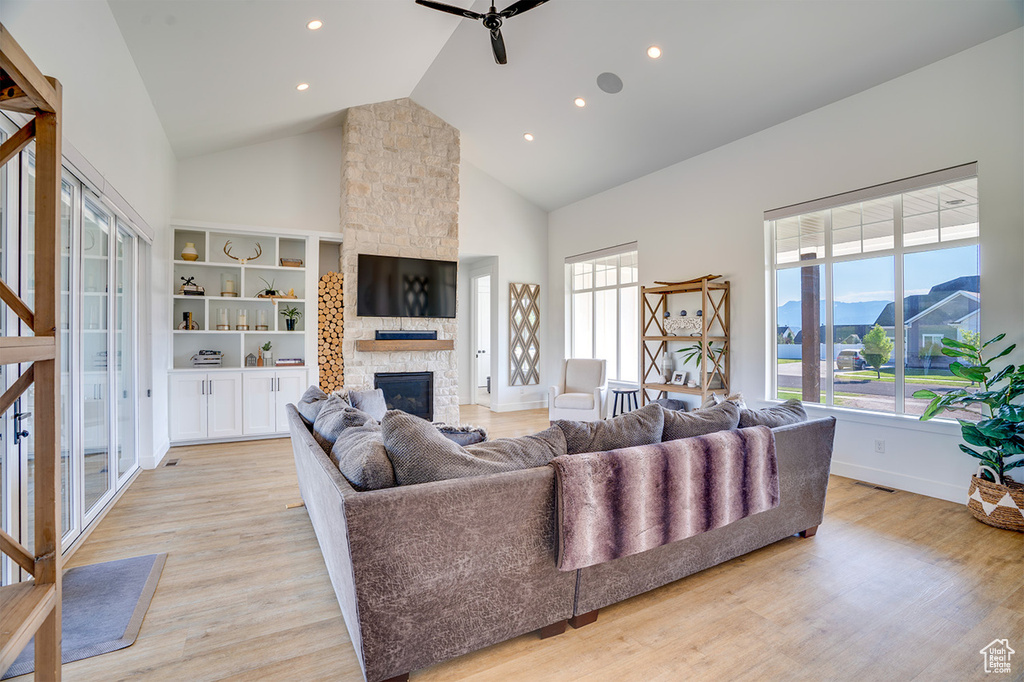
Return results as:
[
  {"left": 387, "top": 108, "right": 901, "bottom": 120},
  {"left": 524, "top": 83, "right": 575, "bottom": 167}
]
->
[
  {"left": 519, "top": 387, "right": 525, "bottom": 396},
  {"left": 874, "top": 439, "right": 886, "bottom": 454}
]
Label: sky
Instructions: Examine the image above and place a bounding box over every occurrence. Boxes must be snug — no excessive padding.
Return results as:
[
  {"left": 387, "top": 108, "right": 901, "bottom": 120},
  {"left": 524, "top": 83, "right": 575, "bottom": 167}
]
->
[{"left": 777, "top": 244, "right": 979, "bottom": 306}]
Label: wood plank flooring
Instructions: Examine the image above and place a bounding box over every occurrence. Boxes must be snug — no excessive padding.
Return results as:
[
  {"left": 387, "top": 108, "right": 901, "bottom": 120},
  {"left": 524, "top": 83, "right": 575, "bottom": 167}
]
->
[{"left": 13, "top": 405, "right": 1022, "bottom": 681}]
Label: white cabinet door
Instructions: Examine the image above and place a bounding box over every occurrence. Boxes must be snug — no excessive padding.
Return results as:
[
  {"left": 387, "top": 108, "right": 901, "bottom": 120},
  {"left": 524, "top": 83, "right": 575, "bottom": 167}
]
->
[
  {"left": 274, "top": 370, "right": 308, "bottom": 432},
  {"left": 208, "top": 372, "right": 244, "bottom": 439},
  {"left": 242, "top": 373, "right": 277, "bottom": 436},
  {"left": 169, "top": 373, "right": 208, "bottom": 442}
]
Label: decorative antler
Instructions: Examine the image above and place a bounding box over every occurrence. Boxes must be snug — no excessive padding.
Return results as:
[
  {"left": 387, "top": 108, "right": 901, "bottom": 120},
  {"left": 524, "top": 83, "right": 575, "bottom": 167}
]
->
[{"left": 223, "top": 240, "right": 262, "bottom": 265}]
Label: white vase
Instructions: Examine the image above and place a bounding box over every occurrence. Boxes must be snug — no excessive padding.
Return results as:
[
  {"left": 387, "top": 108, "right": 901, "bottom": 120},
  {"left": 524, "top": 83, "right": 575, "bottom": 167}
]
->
[{"left": 180, "top": 242, "right": 199, "bottom": 261}]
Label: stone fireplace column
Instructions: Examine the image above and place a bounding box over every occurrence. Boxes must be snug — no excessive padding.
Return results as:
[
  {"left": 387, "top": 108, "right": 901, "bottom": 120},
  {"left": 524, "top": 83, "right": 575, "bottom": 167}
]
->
[{"left": 339, "top": 98, "right": 461, "bottom": 424}]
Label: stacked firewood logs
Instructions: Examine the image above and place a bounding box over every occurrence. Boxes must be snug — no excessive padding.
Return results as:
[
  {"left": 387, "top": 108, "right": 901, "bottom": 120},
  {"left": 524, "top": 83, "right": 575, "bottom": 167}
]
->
[{"left": 318, "top": 272, "right": 344, "bottom": 392}]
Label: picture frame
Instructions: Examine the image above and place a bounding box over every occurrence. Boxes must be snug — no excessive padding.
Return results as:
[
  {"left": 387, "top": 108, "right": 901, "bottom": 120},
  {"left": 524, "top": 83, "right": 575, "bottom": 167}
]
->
[{"left": 671, "top": 370, "right": 688, "bottom": 385}]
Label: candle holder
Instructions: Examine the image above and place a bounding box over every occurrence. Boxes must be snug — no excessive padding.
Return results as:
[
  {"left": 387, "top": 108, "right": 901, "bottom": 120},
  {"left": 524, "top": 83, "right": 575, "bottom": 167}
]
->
[
  {"left": 256, "top": 309, "right": 268, "bottom": 331},
  {"left": 235, "top": 309, "right": 249, "bottom": 331},
  {"left": 216, "top": 307, "right": 230, "bottom": 330},
  {"left": 221, "top": 273, "right": 238, "bottom": 297}
]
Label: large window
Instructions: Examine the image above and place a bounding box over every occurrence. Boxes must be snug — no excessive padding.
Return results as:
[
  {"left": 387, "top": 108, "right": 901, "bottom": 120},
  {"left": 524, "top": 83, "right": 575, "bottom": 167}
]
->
[
  {"left": 567, "top": 244, "right": 639, "bottom": 383},
  {"left": 769, "top": 164, "right": 980, "bottom": 419}
]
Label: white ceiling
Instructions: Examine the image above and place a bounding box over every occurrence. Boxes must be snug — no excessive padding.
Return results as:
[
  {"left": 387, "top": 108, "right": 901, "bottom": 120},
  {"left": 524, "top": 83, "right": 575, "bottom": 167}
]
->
[{"left": 110, "top": 0, "right": 1023, "bottom": 211}]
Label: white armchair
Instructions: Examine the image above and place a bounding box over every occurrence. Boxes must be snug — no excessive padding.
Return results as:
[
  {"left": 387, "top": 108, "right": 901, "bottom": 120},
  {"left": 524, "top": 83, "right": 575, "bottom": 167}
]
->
[{"left": 549, "top": 358, "right": 607, "bottom": 422}]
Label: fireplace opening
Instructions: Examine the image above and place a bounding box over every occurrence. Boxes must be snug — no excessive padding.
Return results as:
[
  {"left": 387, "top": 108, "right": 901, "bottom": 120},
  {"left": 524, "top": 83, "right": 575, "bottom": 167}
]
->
[{"left": 374, "top": 371, "right": 433, "bottom": 421}]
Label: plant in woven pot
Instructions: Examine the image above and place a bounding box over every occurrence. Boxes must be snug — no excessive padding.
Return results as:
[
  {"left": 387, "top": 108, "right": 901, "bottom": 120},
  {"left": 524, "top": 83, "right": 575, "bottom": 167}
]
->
[{"left": 913, "top": 333, "right": 1024, "bottom": 532}]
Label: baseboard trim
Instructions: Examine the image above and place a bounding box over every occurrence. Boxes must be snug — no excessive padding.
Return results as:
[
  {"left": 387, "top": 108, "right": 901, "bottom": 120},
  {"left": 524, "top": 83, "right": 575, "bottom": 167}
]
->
[
  {"left": 141, "top": 439, "right": 171, "bottom": 470},
  {"left": 830, "top": 460, "right": 967, "bottom": 504},
  {"left": 489, "top": 400, "right": 547, "bottom": 413}
]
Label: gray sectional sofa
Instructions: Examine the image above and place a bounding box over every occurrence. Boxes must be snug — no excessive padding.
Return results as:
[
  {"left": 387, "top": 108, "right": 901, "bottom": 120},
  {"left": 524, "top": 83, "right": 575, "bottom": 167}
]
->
[{"left": 287, "top": 403, "right": 836, "bottom": 682}]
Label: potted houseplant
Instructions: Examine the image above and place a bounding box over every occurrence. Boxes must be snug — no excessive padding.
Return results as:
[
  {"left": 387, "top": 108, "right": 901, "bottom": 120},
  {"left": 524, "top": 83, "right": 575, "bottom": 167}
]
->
[
  {"left": 280, "top": 306, "right": 302, "bottom": 331},
  {"left": 257, "top": 277, "right": 279, "bottom": 297},
  {"left": 676, "top": 341, "right": 725, "bottom": 388},
  {"left": 259, "top": 340, "right": 273, "bottom": 367},
  {"left": 913, "top": 333, "right": 1024, "bottom": 531}
]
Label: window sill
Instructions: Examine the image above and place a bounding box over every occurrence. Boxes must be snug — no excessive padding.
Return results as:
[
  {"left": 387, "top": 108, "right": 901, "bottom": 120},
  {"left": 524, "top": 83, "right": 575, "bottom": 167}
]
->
[{"left": 767, "top": 399, "right": 964, "bottom": 436}]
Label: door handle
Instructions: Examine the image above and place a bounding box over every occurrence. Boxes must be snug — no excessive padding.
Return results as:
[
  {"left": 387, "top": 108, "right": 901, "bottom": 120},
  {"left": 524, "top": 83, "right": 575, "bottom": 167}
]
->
[
  {"left": 201, "top": 380, "right": 205, "bottom": 395},
  {"left": 13, "top": 408, "right": 31, "bottom": 445},
  {"left": 209, "top": 380, "right": 213, "bottom": 395}
]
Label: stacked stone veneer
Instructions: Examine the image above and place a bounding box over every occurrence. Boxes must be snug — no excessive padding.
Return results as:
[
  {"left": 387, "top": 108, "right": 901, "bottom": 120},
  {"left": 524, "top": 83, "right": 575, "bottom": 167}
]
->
[{"left": 340, "top": 98, "right": 460, "bottom": 424}]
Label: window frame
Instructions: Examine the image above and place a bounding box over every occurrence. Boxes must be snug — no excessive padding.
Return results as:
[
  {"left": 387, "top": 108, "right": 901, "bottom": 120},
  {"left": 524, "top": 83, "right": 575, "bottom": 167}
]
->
[
  {"left": 767, "top": 165, "right": 980, "bottom": 419},
  {"left": 566, "top": 244, "right": 639, "bottom": 384}
]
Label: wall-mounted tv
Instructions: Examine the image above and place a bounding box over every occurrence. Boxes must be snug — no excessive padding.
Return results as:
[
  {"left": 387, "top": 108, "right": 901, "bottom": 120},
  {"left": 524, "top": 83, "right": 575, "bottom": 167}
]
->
[{"left": 357, "top": 254, "right": 458, "bottom": 318}]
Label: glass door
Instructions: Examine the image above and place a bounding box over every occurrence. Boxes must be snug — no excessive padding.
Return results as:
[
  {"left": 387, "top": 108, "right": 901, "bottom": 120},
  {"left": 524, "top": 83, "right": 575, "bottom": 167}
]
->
[
  {"left": 82, "top": 197, "right": 112, "bottom": 520},
  {"left": 115, "top": 225, "right": 137, "bottom": 481}
]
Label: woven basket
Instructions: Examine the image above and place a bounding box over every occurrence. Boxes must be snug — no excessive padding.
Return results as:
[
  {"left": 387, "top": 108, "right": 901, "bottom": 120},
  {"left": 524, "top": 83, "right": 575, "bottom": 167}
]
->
[{"left": 967, "top": 469, "right": 1024, "bottom": 532}]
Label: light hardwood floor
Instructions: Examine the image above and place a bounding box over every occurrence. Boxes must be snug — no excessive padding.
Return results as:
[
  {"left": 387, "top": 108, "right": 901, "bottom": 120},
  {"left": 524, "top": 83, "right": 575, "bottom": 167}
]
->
[{"left": 18, "top": 405, "right": 1023, "bottom": 681}]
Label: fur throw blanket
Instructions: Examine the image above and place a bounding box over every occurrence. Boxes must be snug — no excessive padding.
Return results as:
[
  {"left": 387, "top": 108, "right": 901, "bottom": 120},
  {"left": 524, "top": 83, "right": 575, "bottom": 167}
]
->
[{"left": 551, "top": 426, "right": 780, "bottom": 571}]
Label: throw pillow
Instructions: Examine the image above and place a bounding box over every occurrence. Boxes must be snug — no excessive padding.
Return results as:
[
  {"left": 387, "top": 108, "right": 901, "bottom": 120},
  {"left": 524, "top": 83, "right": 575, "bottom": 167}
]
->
[
  {"left": 739, "top": 400, "right": 807, "bottom": 428},
  {"left": 554, "top": 402, "right": 665, "bottom": 455},
  {"left": 330, "top": 422, "right": 396, "bottom": 491},
  {"left": 433, "top": 423, "right": 488, "bottom": 446},
  {"left": 312, "top": 394, "right": 376, "bottom": 453},
  {"left": 296, "top": 385, "right": 332, "bottom": 425},
  {"left": 349, "top": 388, "right": 388, "bottom": 421},
  {"left": 700, "top": 391, "right": 748, "bottom": 410},
  {"left": 382, "top": 410, "right": 566, "bottom": 485},
  {"left": 661, "top": 400, "right": 740, "bottom": 442}
]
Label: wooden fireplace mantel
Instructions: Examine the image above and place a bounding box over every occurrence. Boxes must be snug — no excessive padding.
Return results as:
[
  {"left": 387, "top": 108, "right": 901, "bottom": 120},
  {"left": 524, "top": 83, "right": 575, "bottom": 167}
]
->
[{"left": 355, "top": 339, "right": 454, "bottom": 352}]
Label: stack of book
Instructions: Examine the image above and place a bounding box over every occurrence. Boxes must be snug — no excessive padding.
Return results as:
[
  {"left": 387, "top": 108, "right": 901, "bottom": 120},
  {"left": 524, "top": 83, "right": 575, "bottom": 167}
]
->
[{"left": 191, "top": 350, "right": 223, "bottom": 367}]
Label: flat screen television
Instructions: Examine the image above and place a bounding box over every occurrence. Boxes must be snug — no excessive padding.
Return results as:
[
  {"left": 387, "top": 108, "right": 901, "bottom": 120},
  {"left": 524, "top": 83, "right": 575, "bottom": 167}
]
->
[{"left": 357, "top": 254, "right": 457, "bottom": 318}]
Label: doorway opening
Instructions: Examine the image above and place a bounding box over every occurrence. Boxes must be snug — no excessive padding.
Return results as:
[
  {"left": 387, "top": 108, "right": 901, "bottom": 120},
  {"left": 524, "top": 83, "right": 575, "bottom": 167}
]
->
[{"left": 471, "top": 273, "right": 491, "bottom": 407}]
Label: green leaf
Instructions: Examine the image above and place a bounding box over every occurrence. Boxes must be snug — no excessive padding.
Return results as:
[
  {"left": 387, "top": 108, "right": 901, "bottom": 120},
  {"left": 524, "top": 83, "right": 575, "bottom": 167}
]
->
[
  {"left": 998, "top": 405, "right": 1024, "bottom": 422},
  {"left": 988, "top": 343, "right": 1017, "bottom": 363},
  {"left": 989, "top": 365, "right": 1016, "bottom": 386},
  {"left": 912, "top": 389, "right": 938, "bottom": 400},
  {"left": 982, "top": 333, "right": 1006, "bottom": 348},
  {"left": 959, "top": 443, "right": 987, "bottom": 459},
  {"left": 942, "top": 337, "right": 975, "bottom": 350},
  {"left": 950, "top": 363, "right": 989, "bottom": 383},
  {"left": 1004, "top": 458, "right": 1024, "bottom": 471},
  {"left": 941, "top": 347, "right": 973, "bottom": 359}
]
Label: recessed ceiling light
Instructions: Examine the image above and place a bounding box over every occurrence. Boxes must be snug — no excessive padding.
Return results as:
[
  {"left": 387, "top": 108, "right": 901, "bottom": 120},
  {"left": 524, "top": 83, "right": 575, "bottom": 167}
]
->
[
  {"left": 523, "top": 133, "right": 534, "bottom": 142},
  {"left": 307, "top": 19, "right": 323, "bottom": 30},
  {"left": 574, "top": 97, "right": 586, "bottom": 108},
  {"left": 296, "top": 83, "right": 309, "bottom": 91},
  {"left": 647, "top": 45, "right": 662, "bottom": 59}
]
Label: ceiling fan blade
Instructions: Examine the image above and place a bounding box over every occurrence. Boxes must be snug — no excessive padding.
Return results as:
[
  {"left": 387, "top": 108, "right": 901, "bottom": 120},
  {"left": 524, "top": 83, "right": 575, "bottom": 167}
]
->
[
  {"left": 490, "top": 28, "right": 508, "bottom": 65},
  {"left": 415, "top": 0, "right": 484, "bottom": 20},
  {"left": 499, "top": 0, "right": 549, "bottom": 19}
]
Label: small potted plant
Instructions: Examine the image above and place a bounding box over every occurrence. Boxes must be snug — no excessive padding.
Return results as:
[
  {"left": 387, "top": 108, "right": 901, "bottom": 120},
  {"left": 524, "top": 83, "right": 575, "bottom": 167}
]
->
[
  {"left": 258, "top": 340, "right": 273, "bottom": 367},
  {"left": 257, "top": 277, "right": 279, "bottom": 298},
  {"left": 676, "top": 341, "right": 725, "bottom": 387},
  {"left": 913, "top": 333, "right": 1024, "bottom": 531},
  {"left": 280, "top": 306, "right": 302, "bottom": 331}
]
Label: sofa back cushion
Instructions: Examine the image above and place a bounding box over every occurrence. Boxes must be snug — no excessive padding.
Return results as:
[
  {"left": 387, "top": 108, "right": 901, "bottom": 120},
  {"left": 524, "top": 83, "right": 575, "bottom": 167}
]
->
[
  {"left": 312, "top": 394, "right": 376, "bottom": 453},
  {"left": 330, "top": 422, "right": 396, "bottom": 491},
  {"left": 349, "top": 387, "right": 388, "bottom": 422},
  {"left": 555, "top": 402, "right": 664, "bottom": 455},
  {"left": 739, "top": 400, "right": 807, "bottom": 428},
  {"left": 661, "top": 400, "right": 740, "bottom": 442},
  {"left": 296, "top": 385, "right": 334, "bottom": 426},
  {"left": 382, "top": 410, "right": 566, "bottom": 485}
]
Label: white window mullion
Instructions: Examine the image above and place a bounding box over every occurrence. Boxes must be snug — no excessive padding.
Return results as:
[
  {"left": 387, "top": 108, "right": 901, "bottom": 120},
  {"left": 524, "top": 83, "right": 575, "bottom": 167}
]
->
[
  {"left": 894, "top": 194, "right": 906, "bottom": 415},
  {"left": 824, "top": 209, "right": 834, "bottom": 407}
]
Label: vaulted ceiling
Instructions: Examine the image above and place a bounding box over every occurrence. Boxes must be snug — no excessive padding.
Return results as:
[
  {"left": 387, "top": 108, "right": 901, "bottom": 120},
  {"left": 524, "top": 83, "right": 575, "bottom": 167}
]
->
[{"left": 109, "top": 0, "right": 1023, "bottom": 210}]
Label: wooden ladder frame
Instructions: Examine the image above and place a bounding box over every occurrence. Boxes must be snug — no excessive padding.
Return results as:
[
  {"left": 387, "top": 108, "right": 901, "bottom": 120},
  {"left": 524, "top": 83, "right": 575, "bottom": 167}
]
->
[{"left": 0, "top": 22, "right": 63, "bottom": 679}]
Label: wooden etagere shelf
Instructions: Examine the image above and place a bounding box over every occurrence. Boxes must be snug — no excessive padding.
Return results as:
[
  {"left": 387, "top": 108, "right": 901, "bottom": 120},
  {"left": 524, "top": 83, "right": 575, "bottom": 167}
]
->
[
  {"left": 0, "top": 22, "right": 64, "bottom": 678},
  {"left": 640, "top": 275, "right": 730, "bottom": 405}
]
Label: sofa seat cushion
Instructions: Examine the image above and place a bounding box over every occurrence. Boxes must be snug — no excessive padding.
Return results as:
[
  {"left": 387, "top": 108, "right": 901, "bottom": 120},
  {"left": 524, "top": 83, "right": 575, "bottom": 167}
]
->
[
  {"left": 382, "top": 410, "right": 566, "bottom": 485},
  {"left": 553, "top": 392, "right": 595, "bottom": 410},
  {"left": 739, "top": 399, "right": 807, "bottom": 428},
  {"left": 555, "top": 402, "right": 664, "bottom": 455},
  {"left": 661, "top": 400, "right": 740, "bottom": 442},
  {"left": 349, "top": 387, "right": 388, "bottom": 422},
  {"left": 296, "top": 385, "right": 334, "bottom": 425},
  {"left": 434, "top": 423, "right": 488, "bottom": 446},
  {"left": 330, "top": 422, "right": 396, "bottom": 491},
  {"left": 312, "top": 394, "right": 376, "bottom": 453}
]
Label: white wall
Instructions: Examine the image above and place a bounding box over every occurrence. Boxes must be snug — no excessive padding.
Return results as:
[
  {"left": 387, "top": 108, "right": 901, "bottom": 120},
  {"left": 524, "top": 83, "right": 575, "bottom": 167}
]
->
[
  {"left": 2, "top": 0, "right": 177, "bottom": 467},
  {"left": 459, "top": 162, "right": 549, "bottom": 411},
  {"left": 548, "top": 29, "right": 1024, "bottom": 502},
  {"left": 174, "top": 127, "right": 344, "bottom": 234}
]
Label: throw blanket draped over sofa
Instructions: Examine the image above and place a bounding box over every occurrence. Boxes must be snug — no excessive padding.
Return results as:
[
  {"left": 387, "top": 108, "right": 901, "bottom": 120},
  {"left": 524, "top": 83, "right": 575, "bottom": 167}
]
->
[{"left": 552, "top": 426, "right": 780, "bottom": 571}]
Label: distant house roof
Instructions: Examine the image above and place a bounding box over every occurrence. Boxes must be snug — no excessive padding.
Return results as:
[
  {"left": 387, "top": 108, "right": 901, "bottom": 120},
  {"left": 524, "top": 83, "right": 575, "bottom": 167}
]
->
[{"left": 874, "top": 275, "right": 980, "bottom": 327}]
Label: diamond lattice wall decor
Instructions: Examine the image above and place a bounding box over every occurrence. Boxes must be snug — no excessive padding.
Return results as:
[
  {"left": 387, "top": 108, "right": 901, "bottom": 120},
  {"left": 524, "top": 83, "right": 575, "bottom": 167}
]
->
[{"left": 509, "top": 283, "right": 540, "bottom": 386}]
